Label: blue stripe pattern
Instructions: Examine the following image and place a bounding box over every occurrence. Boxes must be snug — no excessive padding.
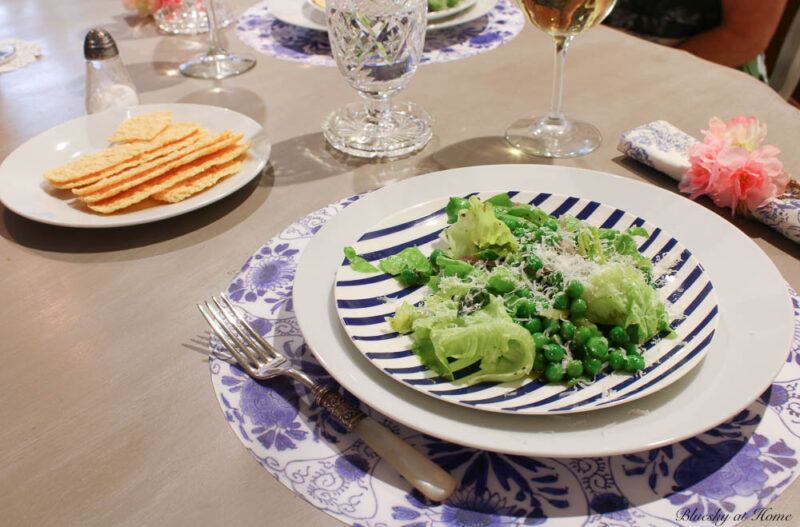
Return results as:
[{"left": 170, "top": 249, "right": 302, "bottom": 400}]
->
[{"left": 334, "top": 191, "right": 719, "bottom": 415}]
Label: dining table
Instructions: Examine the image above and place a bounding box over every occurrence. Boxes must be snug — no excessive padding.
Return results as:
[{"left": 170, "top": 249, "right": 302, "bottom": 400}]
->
[{"left": 2, "top": 0, "right": 800, "bottom": 526}]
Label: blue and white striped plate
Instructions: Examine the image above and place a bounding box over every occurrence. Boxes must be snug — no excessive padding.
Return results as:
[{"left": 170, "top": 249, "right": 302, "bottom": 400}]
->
[{"left": 334, "top": 190, "right": 719, "bottom": 415}]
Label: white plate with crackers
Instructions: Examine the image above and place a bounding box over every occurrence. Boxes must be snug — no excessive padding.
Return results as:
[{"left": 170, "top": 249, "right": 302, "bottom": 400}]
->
[{"left": 0, "top": 103, "right": 269, "bottom": 228}]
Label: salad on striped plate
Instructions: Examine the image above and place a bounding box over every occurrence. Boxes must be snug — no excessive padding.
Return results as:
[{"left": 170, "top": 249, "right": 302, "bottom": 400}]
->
[{"left": 336, "top": 191, "right": 717, "bottom": 414}]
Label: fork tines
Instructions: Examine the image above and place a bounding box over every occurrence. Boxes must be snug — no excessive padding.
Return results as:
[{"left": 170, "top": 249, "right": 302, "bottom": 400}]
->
[{"left": 198, "top": 294, "right": 287, "bottom": 374}]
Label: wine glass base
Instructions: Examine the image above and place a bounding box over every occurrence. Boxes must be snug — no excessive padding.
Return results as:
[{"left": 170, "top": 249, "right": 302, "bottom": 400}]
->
[
  {"left": 322, "top": 101, "right": 433, "bottom": 159},
  {"left": 505, "top": 117, "right": 601, "bottom": 158},
  {"left": 179, "top": 53, "right": 256, "bottom": 79}
]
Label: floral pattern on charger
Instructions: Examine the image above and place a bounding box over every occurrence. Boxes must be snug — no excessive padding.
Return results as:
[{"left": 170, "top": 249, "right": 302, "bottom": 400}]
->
[
  {"left": 207, "top": 195, "right": 800, "bottom": 527},
  {"left": 235, "top": 0, "right": 525, "bottom": 67}
]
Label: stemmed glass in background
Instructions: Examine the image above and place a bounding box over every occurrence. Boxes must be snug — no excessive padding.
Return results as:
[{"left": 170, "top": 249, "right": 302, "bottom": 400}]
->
[
  {"left": 505, "top": 0, "right": 617, "bottom": 158},
  {"left": 323, "top": 0, "right": 432, "bottom": 158},
  {"left": 179, "top": 0, "right": 256, "bottom": 79}
]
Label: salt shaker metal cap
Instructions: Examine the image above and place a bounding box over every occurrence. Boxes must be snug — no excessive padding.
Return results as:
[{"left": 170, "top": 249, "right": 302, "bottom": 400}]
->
[{"left": 84, "top": 28, "right": 119, "bottom": 60}]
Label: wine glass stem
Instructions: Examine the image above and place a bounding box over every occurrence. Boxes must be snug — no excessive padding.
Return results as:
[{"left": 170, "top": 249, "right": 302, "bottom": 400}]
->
[
  {"left": 204, "top": 0, "right": 225, "bottom": 56},
  {"left": 545, "top": 35, "right": 573, "bottom": 128}
]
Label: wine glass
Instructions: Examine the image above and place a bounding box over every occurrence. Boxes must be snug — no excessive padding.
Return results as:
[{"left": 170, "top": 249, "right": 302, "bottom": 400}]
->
[
  {"left": 179, "top": 0, "right": 256, "bottom": 79},
  {"left": 505, "top": 0, "right": 617, "bottom": 158},
  {"left": 323, "top": 0, "right": 433, "bottom": 158}
]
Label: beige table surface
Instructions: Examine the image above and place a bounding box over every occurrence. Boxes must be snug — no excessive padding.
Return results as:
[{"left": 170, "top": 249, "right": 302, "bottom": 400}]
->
[{"left": 2, "top": 1, "right": 799, "bottom": 525}]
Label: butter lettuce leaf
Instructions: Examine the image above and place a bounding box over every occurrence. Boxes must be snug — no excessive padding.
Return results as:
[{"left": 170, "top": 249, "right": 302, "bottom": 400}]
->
[
  {"left": 409, "top": 295, "right": 535, "bottom": 384},
  {"left": 583, "top": 263, "right": 670, "bottom": 343},
  {"left": 441, "top": 195, "right": 518, "bottom": 259}
]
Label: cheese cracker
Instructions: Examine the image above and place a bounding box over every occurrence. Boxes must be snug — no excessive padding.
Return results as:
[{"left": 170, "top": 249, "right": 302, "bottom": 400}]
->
[
  {"left": 87, "top": 143, "right": 249, "bottom": 213},
  {"left": 107, "top": 111, "right": 174, "bottom": 143},
  {"left": 45, "top": 121, "right": 201, "bottom": 188}
]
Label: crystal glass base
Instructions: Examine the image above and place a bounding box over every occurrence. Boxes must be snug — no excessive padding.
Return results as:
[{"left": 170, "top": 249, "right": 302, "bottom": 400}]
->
[
  {"left": 179, "top": 52, "right": 256, "bottom": 79},
  {"left": 505, "top": 116, "right": 601, "bottom": 158},
  {"left": 154, "top": 0, "right": 233, "bottom": 35},
  {"left": 322, "top": 101, "right": 433, "bottom": 159}
]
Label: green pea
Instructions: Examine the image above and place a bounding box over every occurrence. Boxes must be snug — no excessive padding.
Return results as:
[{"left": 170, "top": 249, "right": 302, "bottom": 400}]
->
[
  {"left": 532, "top": 332, "right": 549, "bottom": 351},
  {"left": 543, "top": 343, "right": 565, "bottom": 362},
  {"left": 526, "top": 254, "right": 543, "bottom": 272},
  {"left": 626, "top": 353, "right": 645, "bottom": 372},
  {"left": 608, "top": 326, "right": 629, "bottom": 346},
  {"left": 533, "top": 353, "right": 547, "bottom": 372},
  {"left": 565, "top": 280, "right": 584, "bottom": 299},
  {"left": 553, "top": 293, "right": 569, "bottom": 311},
  {"left": 608, "top": 349, "right": 626, "bottom": 371},
  {"left": 566, "top": 360, "right": 584, "bottom": 378},
  {"left": 543, "top": 317, "right": 561, "bottom": 334},
  {"left": 479, "top": 249, "right": 499, "bottom": 261},
  {"left": 524, "top": 318, "right": 543, "bottom": 334},
  {"left": 545, "top": 362, "right": 565, "bottom": 382},
  {"left": 583, "top": 358, "right": 603, "bottom": 377},
  {"left": 560, "top": 320, "right": 576, "bottom": 341},
  {"left": 587, "top": 336, "right": 609, "bottom": 360},
  {"left": 515, "top": 299, "right": 537, "bottom": 318},
  {"left": 569, "top": 298, "right": 588, "bottom": 318},
  {"left": 544, "top": 218, "right": 559, "bottom": 231},
  {"left": 573, "top": 326, "right": 593, "bottom": 346}
]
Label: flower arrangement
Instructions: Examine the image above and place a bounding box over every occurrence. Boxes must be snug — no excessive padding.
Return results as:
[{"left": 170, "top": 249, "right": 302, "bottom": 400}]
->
[
  {"left": 679, "top": 116, "right": 790, "bottom": 216},
  {"left": 122, "top": 0, "right": 184, "bottom": 17}
]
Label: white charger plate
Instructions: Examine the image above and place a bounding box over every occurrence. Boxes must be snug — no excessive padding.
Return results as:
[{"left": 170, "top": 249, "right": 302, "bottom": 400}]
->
[
  {"left": 0, "top": 103, "right": 270, "bottom": 228},
  {"left": 334, "top": 191, "right": 719, "bottom": 414},
  {"left": 293, "top": 165, "right": 794, "bottom": 457},
  {"left": 266, "top": 0, "right": 495, "bottom": 32}
]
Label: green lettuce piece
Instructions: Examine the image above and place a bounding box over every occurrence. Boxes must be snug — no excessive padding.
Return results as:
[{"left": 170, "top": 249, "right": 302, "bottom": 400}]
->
[
  {"left": 445, "top": 197, "right": 470, "bottom": 224},
  {"left": 410, "top": 296, "right": 535, "bottom": 384},
  {"left": 379, "top": 246, "right": 432, "bottom": 286},
  {"left": 485, "top": 193, "right": 513, "bottom": 208},
  {"left": 583, "top": 263, "right": 670, "bottom": 343},
  {"left": 343, "top": 246, "right": 379, "bottom": 273},
  {"left": 441, "top": 196, "right": 518, "bottom": 259},
  {"left": 387, "top": 302, "right": 422, "bottom": 334}
]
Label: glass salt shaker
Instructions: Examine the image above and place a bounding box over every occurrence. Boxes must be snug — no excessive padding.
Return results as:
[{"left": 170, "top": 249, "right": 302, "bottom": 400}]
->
[{"left": 84, "top": 28, "right": 140, "bottom": 114}]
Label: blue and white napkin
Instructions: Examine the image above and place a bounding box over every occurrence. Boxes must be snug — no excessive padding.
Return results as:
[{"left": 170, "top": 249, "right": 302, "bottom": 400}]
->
[{"left": 618, "top": 121, "right": 800, "bottom": 244}]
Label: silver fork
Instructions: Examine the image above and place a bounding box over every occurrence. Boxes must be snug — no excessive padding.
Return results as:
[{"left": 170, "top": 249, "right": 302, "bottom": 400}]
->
[{"left": 198, "top": 294, "right": 456, "bottom": 502}]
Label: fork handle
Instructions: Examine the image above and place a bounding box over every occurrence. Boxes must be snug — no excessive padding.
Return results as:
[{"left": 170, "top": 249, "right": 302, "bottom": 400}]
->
[{"left": 314, "top": 386, "right": 456, "bottom": 502}]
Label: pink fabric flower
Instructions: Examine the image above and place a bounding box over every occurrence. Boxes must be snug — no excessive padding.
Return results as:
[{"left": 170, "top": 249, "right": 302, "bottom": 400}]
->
[
  {"left": 679, "top": 116, "right": 789, "bottom": 215},
  {"left": 122, "top": 0, "right": 182, "bottom": 16}
]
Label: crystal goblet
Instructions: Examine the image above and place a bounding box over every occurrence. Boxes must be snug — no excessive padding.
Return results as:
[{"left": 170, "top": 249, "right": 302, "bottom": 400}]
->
[{"left": 323, "top": 0, "right": 433, "bottom": 158}]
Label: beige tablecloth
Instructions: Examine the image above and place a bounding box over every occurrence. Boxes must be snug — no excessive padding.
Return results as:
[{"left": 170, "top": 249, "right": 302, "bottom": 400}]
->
[{"left": 1, "top": 1, "right": 798, "bottom": 525}]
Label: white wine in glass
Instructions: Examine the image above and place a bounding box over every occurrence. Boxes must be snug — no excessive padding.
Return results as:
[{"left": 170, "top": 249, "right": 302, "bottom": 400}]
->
[{"left": 505, "top": 0, "right": 616, "bottom": 158}]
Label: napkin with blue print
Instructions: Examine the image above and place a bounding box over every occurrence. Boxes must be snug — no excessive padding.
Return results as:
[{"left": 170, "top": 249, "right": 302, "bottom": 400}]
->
[{"left": 618, "top": 120, "right": 800, "bottom": 244}]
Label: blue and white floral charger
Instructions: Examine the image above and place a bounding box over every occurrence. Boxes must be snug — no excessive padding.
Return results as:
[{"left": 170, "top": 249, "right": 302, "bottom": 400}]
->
[
  {"left": 618, "top": 121, "right": 800, "bottom": 245},
  {"left": 207, "top": 194, "right": 800, "bottom": 527},
  {"left": 235, "top": 0, "right": 524, "bottom": 67}
]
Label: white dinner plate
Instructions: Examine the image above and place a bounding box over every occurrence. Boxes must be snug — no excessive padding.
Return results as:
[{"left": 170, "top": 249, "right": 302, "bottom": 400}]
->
[
  {"left": 334, "top": 191, "right": 719, "bottom": 414},
  {"left": 293, "top": 165, "right": 794, "bottom": 457},
  {"left": 266, "top": 0, "right": 495, "bottom": 32},
  {"left": 0, "top": 103, "right": 270, "bottom": 228}
]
